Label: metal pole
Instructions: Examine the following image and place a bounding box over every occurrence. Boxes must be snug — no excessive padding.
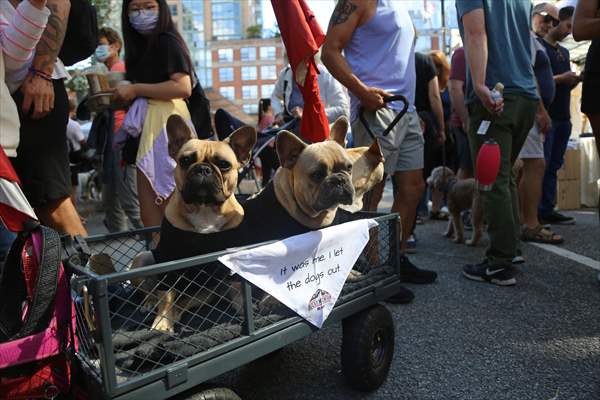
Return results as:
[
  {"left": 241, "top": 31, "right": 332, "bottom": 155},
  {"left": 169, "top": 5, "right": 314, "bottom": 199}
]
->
[{"left": 441, "top": 0, "right": 447, "bottom": 54}]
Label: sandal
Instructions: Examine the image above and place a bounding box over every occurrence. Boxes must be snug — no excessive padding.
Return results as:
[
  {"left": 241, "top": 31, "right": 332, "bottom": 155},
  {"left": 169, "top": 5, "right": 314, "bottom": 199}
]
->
[
  {"left": 429, "top": 210, "right": 449, "bottom": 221},
  {"left": 521, "top": 225, "right": 563, "bottom": 244}
]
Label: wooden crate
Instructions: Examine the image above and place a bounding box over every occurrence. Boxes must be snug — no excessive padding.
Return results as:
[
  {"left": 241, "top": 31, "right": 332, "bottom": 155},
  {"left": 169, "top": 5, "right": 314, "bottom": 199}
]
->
[
  {"left": 556, "top": 178, "right": 581, "bottom": 210},
  {"left": 557, "top": 148, "right": 580, "bottom": 181}
]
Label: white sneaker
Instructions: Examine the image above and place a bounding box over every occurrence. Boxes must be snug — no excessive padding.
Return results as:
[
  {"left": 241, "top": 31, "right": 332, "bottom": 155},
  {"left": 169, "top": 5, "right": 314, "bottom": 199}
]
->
[{"left": 512, "top": 256, "right": 525, "bottom": 264}]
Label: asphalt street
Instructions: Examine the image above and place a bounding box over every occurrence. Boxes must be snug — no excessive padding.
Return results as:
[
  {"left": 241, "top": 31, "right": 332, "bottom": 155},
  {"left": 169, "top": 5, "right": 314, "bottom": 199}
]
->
[{"left": 81, "top": 186, "right": 600, "bottom": 400}]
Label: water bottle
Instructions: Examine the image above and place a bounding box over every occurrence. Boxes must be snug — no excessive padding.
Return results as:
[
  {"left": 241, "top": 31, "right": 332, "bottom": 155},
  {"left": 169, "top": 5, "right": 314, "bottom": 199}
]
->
[{"left": 490, "top": 82, "right": 504, "bottom": 105}]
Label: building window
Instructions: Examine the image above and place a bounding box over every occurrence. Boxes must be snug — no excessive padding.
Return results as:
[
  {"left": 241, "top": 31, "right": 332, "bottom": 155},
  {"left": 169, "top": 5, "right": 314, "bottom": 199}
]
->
[
  {"left": 243, "top": 104, "right": 259, "bottom": 114},
  {"left": 242, "top": 85, "right": 258, "bottom": 100},
  {"left": 260, "top": 46, "right": 276, "bottom": 60},
  {"left": 260, "top": 65, "right": 276, "bottom": 80},
  {"left": 220, "top": 86, "right": 235, "bottom": 100},
  {"left": 169, "top": 4, "right": 177, "bottom": 16},
  {"left": 241, "top": 66, "right": 257, "bottom": 81},
  {"left": 240, "top": 47, "right": 256, "bottom": 62},
  {"left": 218, "top": 48, "right": 233, "bottom": 63},
  {"left": 261, "top": 84, "right": 275, "bottom": 97},
  {"left": 219, "top": 67, "right": 234, "bottom": 82}
]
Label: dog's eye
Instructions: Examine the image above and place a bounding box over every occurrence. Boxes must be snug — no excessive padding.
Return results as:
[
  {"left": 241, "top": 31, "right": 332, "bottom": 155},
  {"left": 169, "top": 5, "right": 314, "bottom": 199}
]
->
[
  {"left": 215, "top": 159, "right": 232, "bottom": 171},
  {"left": 179, "top": 153, "right": 197, "bottom": 169}
]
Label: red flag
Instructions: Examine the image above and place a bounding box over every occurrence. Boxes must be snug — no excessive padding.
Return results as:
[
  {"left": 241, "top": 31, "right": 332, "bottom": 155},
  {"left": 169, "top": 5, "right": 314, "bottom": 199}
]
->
[
  {"left": 271, "top": 0, "right": 330, "bottom": 142},
  {"left": 0, "top": 146, "right": 37, "bottom": 231}
]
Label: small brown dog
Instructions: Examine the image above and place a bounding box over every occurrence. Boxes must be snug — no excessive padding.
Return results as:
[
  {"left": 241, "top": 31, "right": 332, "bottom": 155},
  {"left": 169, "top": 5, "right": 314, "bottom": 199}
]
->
[{"left": 426, "top": 166, "right": 484, "bottom": 246}]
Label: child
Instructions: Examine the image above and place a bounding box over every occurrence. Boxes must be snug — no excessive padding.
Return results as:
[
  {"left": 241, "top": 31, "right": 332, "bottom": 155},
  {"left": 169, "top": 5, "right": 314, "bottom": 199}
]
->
[{"left": 113, "top": 0, "right": 195, "bottom": 228}]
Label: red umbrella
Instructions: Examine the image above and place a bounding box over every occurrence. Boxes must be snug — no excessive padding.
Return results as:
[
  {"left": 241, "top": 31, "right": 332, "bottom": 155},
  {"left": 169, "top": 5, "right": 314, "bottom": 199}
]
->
[
  {"left": 271, "top": 0, "right": 330, "bottom": 143},
  {"left": 0, "top": 147, "right": 37, "bottom": 232}
]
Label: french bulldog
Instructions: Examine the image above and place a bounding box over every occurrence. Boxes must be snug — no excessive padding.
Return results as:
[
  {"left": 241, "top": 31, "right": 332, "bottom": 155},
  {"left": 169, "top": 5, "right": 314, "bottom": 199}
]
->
[
  {"left": 133, "top": 114, "right": 256, "bottom": 333},
  {"left": 427, "top": 166, "right": 484, "bottom": 246}
]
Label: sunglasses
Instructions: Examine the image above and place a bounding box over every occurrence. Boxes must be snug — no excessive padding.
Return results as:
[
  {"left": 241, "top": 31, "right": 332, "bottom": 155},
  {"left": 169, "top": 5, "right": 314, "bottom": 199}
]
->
[{"left": 542, "top": 14, "right": 560, "bottom": 27}]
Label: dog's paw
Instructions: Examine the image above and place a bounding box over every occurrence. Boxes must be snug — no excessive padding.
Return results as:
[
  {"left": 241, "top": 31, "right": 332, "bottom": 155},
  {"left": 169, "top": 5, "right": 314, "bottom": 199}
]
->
[
  {"left": 453, "top": 237, "right": 465, "bottom": 244},
  {"left": 444, "top": 230, "right": 453, "bottom": 238},
  {"left": 346, "top": 269, "right": 364, "bottom": 283},
  {"left": 151, "top": 317, "right": 175, "bottom": 334}
]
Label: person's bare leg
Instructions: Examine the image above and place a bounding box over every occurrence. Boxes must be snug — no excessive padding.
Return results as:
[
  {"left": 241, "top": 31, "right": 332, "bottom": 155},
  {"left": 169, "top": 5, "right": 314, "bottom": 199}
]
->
[
  {"left": 392, "top": 169, "right": 425, "bottom": 251},
  {"left": 35, "top": 196, "right": 87, "bottom": 237},
  {"left": 519, "top": 158, "right": 546, "bottom": 229},
  {"left": 137, "top": 169, "right": 168, "bottom": 228}
]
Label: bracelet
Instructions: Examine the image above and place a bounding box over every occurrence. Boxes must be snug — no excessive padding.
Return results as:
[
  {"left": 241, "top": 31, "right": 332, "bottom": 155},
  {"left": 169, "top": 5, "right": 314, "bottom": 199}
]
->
[{"left": 29, "top": 67, "right": 53, "bottom": 82}]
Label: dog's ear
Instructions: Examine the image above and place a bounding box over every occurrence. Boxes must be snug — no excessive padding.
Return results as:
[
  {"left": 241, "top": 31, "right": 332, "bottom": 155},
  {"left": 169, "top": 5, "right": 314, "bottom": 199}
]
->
[
  {"left": 167, "top": 115, "right": 195, "bottom": 160},
  {"left": 426, "top": 176, "right": 434, "bottom": 186},
  {"left": 330, "top": 116, "right": 349, "bottom": 147},
  {"left": 225, "top": 126, "right": 257, "bottom": 165},
  {"left": 365, "top": 139, "right": 384, "bottom": 165},
  {"left": 276, "top": 130, "right": 307, "bottom": 169}
]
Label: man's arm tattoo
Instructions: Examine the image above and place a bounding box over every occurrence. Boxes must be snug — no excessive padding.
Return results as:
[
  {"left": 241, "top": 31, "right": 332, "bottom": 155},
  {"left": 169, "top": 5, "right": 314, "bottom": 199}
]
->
[
  {"left": 329, "top": 0, "right": 357, "bottom": 27},
  {"left": 33, "top": 0, "right": 70, "bottom": 73}
]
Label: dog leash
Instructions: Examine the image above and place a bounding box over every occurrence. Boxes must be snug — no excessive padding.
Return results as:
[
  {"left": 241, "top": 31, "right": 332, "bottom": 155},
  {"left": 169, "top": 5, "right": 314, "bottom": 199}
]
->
[{"left": 358, "top": 95, "right": 409, "bottom": 140}]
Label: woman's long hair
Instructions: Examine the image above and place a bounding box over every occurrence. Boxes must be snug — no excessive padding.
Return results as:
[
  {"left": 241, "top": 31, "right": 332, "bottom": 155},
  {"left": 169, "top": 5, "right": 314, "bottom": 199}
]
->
[
  {"left": 429, "top": 50, "right": 450, "bottom": 91},
  {"left": 122, "top": 0, "right": 193, "bottom": 81}
]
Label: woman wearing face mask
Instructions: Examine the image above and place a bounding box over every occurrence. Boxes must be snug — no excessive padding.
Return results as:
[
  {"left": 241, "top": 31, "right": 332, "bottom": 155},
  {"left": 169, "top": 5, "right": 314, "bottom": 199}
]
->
[{"left": 113, "top": 0, "right": 194, "bottom": 228}]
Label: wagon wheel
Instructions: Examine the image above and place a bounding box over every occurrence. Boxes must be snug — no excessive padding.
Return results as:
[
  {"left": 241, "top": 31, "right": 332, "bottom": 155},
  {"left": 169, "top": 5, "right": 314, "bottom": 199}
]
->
[
  {"left": 181, "top": 387, "right": 241, "bottom": 400},
  {"left": 341, "top": 304, "right": 395, "bottom": 392}
]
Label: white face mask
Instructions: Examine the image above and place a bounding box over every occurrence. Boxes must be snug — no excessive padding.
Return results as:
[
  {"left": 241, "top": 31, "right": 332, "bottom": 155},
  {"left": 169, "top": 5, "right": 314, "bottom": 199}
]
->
[{"left": 129, "top": 9, "right": 159, "bottom": 34}]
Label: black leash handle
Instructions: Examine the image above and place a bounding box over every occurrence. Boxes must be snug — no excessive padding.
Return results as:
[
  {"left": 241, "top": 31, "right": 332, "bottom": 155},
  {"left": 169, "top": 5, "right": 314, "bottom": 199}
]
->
[{"left": 359, "top": 95, "right": 409, "bottom": 140}]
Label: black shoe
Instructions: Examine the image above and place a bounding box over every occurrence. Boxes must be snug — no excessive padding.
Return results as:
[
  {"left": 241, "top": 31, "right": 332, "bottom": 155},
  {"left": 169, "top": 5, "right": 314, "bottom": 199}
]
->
[
  {"left": 399, "top": 255, "right": 437, "bottom": 284},
  {"left": 539, "top": 211, "right": 575, "bottom": 225},
  {"left": 462, "top": 260, "right": 516, "bottom": 286},
  {"left": 385, "top": 285, "right": 415, "bottom": 304}
]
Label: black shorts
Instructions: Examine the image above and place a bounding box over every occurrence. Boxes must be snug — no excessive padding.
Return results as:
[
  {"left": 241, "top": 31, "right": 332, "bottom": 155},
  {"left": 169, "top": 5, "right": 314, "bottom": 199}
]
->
[
  {"left": 451, "top": 125, "right": 473, "bottom": 172},
  {"left": 12, "top": 79, "right": 71, "bottom": 208},
  {"left": 581, "top": 75, "right": 600, "bottom": 115}
]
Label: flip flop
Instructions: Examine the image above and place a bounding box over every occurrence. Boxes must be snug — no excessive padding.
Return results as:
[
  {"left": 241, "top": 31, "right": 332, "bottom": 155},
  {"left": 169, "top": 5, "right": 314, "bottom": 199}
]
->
[{"left": 521, "top": 225, "right": 563, "bottom": 245}]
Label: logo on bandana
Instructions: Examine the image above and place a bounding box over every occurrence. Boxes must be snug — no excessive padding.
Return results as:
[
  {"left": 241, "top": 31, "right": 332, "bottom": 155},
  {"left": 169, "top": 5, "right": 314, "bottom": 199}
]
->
[{"left": 308, "top": 289, "right": 332, "bottom": 312}]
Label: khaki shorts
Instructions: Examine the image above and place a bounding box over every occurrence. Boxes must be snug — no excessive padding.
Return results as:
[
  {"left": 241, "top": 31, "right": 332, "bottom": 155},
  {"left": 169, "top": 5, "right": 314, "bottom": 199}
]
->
[
  {"left": 351, "top": 108, "right": 424, "bottom": 174},
  {"left": 518, "top": 122, "right": 545, "bottom": 159}
]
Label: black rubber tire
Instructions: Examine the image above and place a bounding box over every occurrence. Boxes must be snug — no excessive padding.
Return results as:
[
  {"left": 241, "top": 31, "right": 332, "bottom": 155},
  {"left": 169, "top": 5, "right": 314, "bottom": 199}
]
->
[
  {"left": 341, "top": 304, "right": 395, "bottom": 392},
  {"left": 182, "top": 387, "right": 241, "bottom": 400}
]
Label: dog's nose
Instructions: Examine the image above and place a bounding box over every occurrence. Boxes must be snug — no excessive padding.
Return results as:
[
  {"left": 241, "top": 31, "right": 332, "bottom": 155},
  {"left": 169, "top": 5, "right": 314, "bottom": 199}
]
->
[{"left": 191, "top": 163, "right": 212, "bottom": 177}]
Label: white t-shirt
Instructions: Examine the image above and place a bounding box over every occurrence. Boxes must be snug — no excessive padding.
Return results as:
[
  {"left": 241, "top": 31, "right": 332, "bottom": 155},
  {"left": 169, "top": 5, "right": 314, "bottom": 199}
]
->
[{"left": 66, "top": 118, "right": 84, "bottom": 152}]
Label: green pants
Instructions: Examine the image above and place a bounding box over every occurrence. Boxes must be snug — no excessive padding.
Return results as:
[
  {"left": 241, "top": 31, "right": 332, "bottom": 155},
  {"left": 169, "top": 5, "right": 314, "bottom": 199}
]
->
[{"left": 468, "top": 95, "right": 538, "bottom": 267}]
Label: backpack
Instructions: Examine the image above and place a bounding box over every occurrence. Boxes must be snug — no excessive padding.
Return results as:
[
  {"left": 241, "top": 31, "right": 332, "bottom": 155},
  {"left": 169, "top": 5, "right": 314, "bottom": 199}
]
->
[
  {"left": 58, "top": 0, "right": 98, "bottom": 66},
  {"left": 0, "top": 225, "right": 77, "bottom": 399}
]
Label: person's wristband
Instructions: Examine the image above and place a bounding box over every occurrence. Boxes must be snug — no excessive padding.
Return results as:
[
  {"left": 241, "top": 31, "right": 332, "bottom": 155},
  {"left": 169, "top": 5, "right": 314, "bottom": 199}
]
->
[{"left": 29, "top": 67, "right": 53, "bottom": 82}]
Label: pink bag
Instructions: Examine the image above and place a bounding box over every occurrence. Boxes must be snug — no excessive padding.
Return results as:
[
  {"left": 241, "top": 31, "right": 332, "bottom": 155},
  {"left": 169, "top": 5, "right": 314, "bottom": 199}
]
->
[{"left": 0, "top": 226, "right": 77, "bottom": 399}]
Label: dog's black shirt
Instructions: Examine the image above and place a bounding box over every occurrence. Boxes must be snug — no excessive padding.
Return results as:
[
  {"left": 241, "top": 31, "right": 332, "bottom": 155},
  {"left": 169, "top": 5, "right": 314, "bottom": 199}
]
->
[{"left": 152, "top": 181, "right": 313, "bottom": 264}]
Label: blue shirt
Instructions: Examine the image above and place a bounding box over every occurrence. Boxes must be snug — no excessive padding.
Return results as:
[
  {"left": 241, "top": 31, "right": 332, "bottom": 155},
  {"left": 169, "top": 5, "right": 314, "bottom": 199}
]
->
[
  {"left": 532, "top": 36, "right": 555, "bottom": 109},
  {"left": 456, "top": 0, "right": 538, "bottom": 104}
]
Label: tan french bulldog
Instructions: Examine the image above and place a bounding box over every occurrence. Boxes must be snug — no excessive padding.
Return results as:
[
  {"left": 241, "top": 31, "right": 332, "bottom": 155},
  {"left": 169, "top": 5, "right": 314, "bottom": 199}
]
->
[
  {"left": 133, "top": 114, "right": 256, "bottom": 333},
  {"left": 270, "top": 119, "right": 356, "bottom": 230},
  {"left": 165, "top": 114, "right": 256, "bottom": 233}
]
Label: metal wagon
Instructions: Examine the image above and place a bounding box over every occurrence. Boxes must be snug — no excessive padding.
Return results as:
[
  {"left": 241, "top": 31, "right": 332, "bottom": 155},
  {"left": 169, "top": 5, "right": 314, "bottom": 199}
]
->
[{"left": 63, "top": 211, "right": 405, "bottom": 400}]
